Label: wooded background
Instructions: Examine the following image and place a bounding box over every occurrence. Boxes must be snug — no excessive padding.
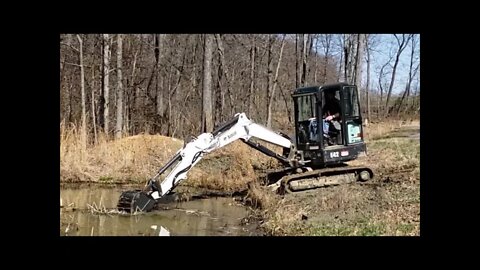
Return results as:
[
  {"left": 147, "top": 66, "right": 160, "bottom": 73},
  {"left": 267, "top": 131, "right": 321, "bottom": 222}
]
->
[{"left": 60, "top": 34, "right": 420, "bottom": 144}]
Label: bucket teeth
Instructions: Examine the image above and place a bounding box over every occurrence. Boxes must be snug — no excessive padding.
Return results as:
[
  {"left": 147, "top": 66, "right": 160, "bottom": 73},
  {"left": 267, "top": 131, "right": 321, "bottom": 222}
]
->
[{"left": 117, "top": 190, "right": 157, "bottom": 213}]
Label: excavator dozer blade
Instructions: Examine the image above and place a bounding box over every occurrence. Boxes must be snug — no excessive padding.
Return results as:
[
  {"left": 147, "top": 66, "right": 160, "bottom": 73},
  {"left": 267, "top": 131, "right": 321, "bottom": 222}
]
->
[{"left": 117, "top": 190, "right": 156, "bottom": 213}]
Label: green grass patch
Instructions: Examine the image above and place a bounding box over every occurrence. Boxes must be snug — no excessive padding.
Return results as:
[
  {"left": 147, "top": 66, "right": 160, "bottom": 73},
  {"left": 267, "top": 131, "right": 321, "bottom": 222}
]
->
[{"left": 305, "top": 217, "right": 387, "bottom": 236}]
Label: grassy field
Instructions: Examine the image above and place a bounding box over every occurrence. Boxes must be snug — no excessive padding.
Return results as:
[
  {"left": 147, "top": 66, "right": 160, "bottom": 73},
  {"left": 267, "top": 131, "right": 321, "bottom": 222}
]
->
[{"left": 60, "top": 119, "right": 420, "bottom": 236}]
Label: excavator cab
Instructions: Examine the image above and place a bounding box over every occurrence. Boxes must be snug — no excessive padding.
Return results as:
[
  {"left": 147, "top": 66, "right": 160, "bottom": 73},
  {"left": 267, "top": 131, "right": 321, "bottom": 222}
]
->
[{"left": 293, "top": 83, "right": 366, "bottom": 167}]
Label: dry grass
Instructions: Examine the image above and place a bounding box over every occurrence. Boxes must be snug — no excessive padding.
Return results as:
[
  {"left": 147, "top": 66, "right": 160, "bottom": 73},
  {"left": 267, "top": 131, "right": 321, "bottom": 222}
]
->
[
  {"left": 61, "top": 122, "right": 184, "bottom": 183},
  {"left": 363, "top": 119, "right": 407, "bottom": 141},
  {"left": 61, "top": 123, "right": 283, "bottom": 192},
  {"left": 184, "top": 140, "right": 278, "bottom": 191},
  {"left": 260, "top": 198, "right": 310, "bottom": 236},
  {"left": 245, "top": 182, "right": 278, "bottom": 209}
]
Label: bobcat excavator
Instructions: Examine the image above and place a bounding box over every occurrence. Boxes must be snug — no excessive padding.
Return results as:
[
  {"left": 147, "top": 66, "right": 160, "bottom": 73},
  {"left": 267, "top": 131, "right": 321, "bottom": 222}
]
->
[{"left": 117, "top": 83, "right": 373, "bottom": 213}]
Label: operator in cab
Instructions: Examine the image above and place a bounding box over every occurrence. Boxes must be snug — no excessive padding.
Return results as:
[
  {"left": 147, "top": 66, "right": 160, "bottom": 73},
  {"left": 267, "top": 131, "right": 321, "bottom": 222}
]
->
[
  {"left": 322, "top": 90, "right": 341, "bottom": 144},
  {"left": 323, "top": 91, "right": 341, "bottom": 121}
]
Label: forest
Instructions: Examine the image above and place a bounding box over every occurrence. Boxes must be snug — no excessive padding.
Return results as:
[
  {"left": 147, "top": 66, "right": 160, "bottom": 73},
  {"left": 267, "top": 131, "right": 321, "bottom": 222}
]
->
[{"left": 60, "top": 34, "right": 420, "bottom": 145}]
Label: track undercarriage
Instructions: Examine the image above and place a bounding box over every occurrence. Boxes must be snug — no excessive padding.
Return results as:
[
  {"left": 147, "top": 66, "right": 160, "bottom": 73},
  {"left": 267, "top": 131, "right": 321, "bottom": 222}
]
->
[{"left": 264, "top": 165, "right": 373, "bottom": 194}]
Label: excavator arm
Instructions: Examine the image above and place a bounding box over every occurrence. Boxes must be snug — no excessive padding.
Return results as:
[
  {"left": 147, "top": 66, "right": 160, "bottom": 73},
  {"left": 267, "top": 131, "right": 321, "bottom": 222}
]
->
[{"left": 117, "top": 112, "right": 298, "bottom": 213}]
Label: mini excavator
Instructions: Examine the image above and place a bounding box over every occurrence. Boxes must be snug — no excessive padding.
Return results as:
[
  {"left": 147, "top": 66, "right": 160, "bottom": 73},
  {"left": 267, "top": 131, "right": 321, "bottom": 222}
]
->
[{"left": 117, "top": 83, "right": 373, "bottom": 213}]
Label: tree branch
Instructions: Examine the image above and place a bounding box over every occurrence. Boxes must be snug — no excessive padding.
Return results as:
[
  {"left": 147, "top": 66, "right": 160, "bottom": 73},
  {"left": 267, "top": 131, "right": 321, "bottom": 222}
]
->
[
  {"left": 60, "top": 42, "right": 79, "bottom": 53},
  {"left": 64, "top": 62, "right": 81, "bottom": 67}
]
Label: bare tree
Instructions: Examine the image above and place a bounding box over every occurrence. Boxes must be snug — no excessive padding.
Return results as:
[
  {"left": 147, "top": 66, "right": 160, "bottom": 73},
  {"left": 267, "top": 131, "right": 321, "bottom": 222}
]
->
[
  {"left": 102, "top": 34, "right": 111, "bottom": 136},
  {"left": 155, "top": 34, "right": 165, "bottom": 117},
  {"left": 365, "top": 34, "right": 372, "bottom": 121},
  {"left": 202, "top": 34, "right": 214, "bottom": 132},
  {"left": 76, "top": 34, "right": 87, "bottom": 148},
  {"left": 115, "top": 34, "right": 124, "bottom": 139},
  {"left": 384, "top": 34, "right": 412, "bottom": 116},
  {"left": 354, "top": 34, "right": 364, "bottom": 104},
  {"left": 301, "top": 34, "right": 307, "bottom": 86},
  {"left": 60, "top": 34, "right": 420, "bottom": 144},
  {"left": 378, "top": 59, "right": 390, "bottom": 115},
  {"left": 320, "top": 34, "right": 333, "bottom": 84},
  {"left": 215, "top": 34, "right": 235, "bottom": 120},
  {"left": 91, "top": 60, "right": 97, "bottom": 144},
  {"left": 295, "top": 34, "right": 300, "bottom": 88},
  {"left": 267, "top": 35, "right": 286, "bottom": 128},
  {"left": 397, "top": 34, "right": 419, "bottom": 115},
  {"left": 343, "top": 34, "right": 353, "bottom": 83},
  {"left": 248, "top": 36, "right": 256, "bottom": 116},
  {"left": 337, "top": 34, "right": 344, "bottom": 82},
  {"left": 313, "top": 36, "right": 319, "bottom": 83},
  {"left": 265, "top": 35, "right": 275, "bottom": 125}
]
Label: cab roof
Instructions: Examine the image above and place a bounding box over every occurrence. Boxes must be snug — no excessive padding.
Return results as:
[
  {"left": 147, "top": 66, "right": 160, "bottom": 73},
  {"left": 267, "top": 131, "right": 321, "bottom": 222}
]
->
[{"left": 292, "top": 82, "right": 352, "bottom": 96}]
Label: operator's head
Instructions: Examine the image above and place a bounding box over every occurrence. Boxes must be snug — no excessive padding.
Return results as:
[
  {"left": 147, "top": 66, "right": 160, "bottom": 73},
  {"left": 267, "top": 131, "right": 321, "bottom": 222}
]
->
[{"left": 325, "top": 90, "right": 335, "bottom": 100}]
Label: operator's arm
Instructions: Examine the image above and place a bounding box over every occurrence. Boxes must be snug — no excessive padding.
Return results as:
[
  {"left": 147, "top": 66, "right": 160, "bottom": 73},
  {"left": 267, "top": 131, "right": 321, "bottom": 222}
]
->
[
  {"left": 146, "top": 113, "right": 294, "bottom": 200},
  {"left": 324, "top": 100, "right": 341, "bottom": 121}
]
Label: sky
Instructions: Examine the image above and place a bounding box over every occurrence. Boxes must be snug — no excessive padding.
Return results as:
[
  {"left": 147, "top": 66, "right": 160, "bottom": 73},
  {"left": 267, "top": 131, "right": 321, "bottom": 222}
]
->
[
  {"left": 364, "top": 34, "right": 420, "bottom": 95},
  {"left": 306, "top": 34, "right": 420, "bottom": 95}
]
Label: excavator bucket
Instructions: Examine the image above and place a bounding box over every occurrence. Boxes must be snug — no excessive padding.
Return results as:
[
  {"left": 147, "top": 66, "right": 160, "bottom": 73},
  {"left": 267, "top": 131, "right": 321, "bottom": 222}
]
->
[{"left": 117, "top": 190, "right": 156, "bottom": 213}]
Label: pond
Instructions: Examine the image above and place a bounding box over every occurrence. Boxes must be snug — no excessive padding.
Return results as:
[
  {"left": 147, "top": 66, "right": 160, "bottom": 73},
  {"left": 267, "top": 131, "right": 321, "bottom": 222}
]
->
[{"left": 60, "top": 185, "right": 260, "bottom": 236}]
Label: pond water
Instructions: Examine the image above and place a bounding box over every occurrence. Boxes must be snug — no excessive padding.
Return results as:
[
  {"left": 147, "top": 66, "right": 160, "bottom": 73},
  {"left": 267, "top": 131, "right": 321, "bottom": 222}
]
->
[{"left": 60, "top": 185, "right": 259, "bottom": 236}]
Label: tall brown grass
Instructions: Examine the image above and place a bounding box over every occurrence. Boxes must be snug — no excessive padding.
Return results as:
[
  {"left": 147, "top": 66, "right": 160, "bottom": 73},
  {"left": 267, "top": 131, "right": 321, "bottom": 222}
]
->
[{"left": 60, "top": 122, "right": 281, "bottom": 191}]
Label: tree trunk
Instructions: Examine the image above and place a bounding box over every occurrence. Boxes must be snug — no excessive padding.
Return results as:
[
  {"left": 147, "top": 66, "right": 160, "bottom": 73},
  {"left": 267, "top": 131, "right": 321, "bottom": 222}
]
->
[
  {"left": 301, "top": 34, "right": 307, "bottom": 86},
  {"left": 155, "top": 34, "right": 165, "bottom": 117},
  {"left": 385, "top": 34, "right": 411, "bottom": 117},
  {"left": 378, "top": 57, "right": 392, "bottom": 117},
  {"left": 321, "top": 34, "right": 332, "bottom": 84},
  {"left": 91, "top": 62, "right": 97, "bottom": 144},
  {"left": 400, "top": 35, "right": 419, "bottom": 116},
  {"left": 343, "top": 34, "right": 358, "bottom": 85},
  {"left": 265, "top": 35, "right": 274, "bottom": 125},
  {"left": 248, "top": 36, "right": 256, "bottom": 116},
  {"left": 215, "top": 34, "right": 235, "bottom": 121},
  {"left": 129, "top": 47, "right": 139, "bottom": 135},
  {"left": 343, "top": 35, "right": 349, "bottom": 83},
  {"left": 314, "top": 36, "right": 318, "bottom": 84},
  {"left": 355, "top": 34, "right": 364, "bottom": 104},
  {"left": 365, "top": 34, "right": 371, "bottom": 122},
  {"left": 295, "top": 34, "right": 300, "bottom": 88},
  {"left": 115, "top": 34, "right": 124, "bottom": 139},
  {"left": 102, "top": 34, "right": 111, "bottom": 136},
  {"left": 267, "top": 35, "right": 286, "bottom": 128},
  {"left": 77, "top": 34, "right": 87, "bottom": 149},
  {"left": 202, "top": 34, "right": 214, "bottom": 132},
  {"left": 338, "top": 35, "right": 344, "bottom": 82},
  {"left": 215, "top": 62, "right": 223, "bottom": 125}
]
